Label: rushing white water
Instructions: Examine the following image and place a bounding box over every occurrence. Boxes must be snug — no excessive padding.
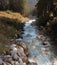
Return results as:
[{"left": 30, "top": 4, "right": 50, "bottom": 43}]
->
[
  {"left": 23, "top": 19, "right": 51, "bottom": 65},
  {"left": 23, "top": 19, "right": 57, "bottom": 65}
]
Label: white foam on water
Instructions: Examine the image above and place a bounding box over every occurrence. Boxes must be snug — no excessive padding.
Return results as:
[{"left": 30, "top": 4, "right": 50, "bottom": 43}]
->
[{"left": 23, "top": 19, "right": 57, "bottom": 65}]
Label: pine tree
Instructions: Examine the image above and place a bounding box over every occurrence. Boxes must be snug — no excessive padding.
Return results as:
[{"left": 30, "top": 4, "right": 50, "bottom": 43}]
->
[
  {"left": 0, "top": 0, "right": 29, "bottom": 16},
  {"left": 36, "top": 0, "right": 53, "bottom": 17},
  {"left": 9, "top": 0, "right": 29, "bottom": 16},
  {"left": 36, "top": 0, "right": 57, "bottom": 44}
]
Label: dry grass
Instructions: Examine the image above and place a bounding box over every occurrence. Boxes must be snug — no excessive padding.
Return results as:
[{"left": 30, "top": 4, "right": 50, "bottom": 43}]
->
[
  {"left": 0, "top": 11, "right": 29, "bottom": 54},
  {"left": 0, "top": 11, "right": 29, "bottom": 22}
]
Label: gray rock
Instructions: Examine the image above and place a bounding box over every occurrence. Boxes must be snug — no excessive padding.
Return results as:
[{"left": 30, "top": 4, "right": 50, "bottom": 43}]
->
[
  {"left": 16, "top": 42, "right": 29, "bottom": 57},
  {"left": 43, "top": 41, "right": 49, "bottom": 47},
  {"left": 28, "top": 58, "right": 36, "bottom": 63},
  {"left": 0, "top": 39, "right": 30, "bottom": 65},
  {"left": 28, "top": 58, "right": 37, "bottom": 65},
  {"left": 0, "top": 58, "right": 3, "bottom": 64},
  {"left": 28, "top": 62, "right": 37, "bottom": 65},
  {"left": 37, "top": 35, "right": 46, "bottom": 41},
  {"left": 17, "top": 47, "right": 27, "bottom": 62},
  {"left": 3, "top": 55, "right": 12, "bottom": 62}
]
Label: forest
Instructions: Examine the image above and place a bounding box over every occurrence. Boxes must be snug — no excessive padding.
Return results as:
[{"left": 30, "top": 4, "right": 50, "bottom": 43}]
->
[
  {"left": 36, "top": 0, "right": 57, "bottom": 45},
  {"left": 0, "top": 0, "right": 29, "bottom": 16},
  {"left": 0, "top": 0, "right": 57, "bottom": 65}
]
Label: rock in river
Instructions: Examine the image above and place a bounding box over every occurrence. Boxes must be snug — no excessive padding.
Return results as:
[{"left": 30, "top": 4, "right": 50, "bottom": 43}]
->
[{"left": 42, "top": 41, "right": 49, "bottom": 47}]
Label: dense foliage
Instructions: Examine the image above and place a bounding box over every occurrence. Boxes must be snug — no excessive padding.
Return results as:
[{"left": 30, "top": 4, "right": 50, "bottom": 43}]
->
[
  {"left": 0, "top": 0, "right": 29, "bottom": 16},
  {"left": 36, "top": 0, "right": 57, "bottom": 44}
]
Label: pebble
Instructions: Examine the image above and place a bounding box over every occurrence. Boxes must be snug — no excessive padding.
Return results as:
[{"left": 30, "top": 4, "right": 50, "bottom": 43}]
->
[
  {"left": 28, "top": 58, "right": 36, "bottom": 63},
  {"left": 0, "top": 39, "right": 37, "bottom": 65},
  {"left": 0, "top": 58, "right": 3, "bottom": 64},
  {"left": 10, "top": 44, "right": 16, "bottom": 50},
  {"left": 42, "top": 41, "right": 49, "bottom": 47},
  {"left": 16, "top": 38, "right": 22, "bottom": 42},
  {"left": 3, "top": 62, "right": 7, "bottom": 65},
  {"left": 28, "top": 62, "right": 37, "bottom": 65},
  {"left": 37, "top": 35, "right": 46, "bottom": 41}
]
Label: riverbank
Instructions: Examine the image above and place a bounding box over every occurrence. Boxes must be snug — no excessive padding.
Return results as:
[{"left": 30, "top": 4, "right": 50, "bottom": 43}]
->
[
  {"left": 0, "top": 39, "right": 37, "bottom": 65},
  {"left": 0, "top": 11, "right": 30, "bottom": 54},
  {"left": 0, "top": 19, "right": 38, "bottom": 65}
]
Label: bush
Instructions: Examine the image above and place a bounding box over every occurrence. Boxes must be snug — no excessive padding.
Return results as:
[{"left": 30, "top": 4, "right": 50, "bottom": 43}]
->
[
  {"left": 2, "top": 18, "right": 24, "bottom": 31},
  {"left": 36, "top": 16, "right": 50, "bottom": 27}
]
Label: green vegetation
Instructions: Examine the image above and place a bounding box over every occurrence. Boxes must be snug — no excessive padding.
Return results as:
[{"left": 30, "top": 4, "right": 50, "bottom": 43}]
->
[{"left": 36, "top": 0, "right": 57, "bottom": 44}]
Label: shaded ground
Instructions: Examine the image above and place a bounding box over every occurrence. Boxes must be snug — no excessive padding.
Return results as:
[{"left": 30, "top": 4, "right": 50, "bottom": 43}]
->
[{"left": 0, "top": 11, "right": 29, "bottom": 54}]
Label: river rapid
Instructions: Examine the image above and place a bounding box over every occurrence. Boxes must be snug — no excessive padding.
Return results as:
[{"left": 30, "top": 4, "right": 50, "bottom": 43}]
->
[
  {"left": 22, "top": 19, "right": 57, "bottom": 65},
  {"left": 0, "top": 19, "right": 57, "bottom": 65}
]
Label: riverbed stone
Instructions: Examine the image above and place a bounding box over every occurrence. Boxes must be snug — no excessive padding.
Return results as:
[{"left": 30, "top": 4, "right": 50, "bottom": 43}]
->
[
  {"left": 17, "top": 47, "right": 28, "bottom": 62},
  {"left": 28, "top": 58, "right": 37, "bottom": 65},
  {"left": 0, "top": 58, "right": 3, "bottom": 64},
  {"left": 16, "top": 40, "right": 29, "bottom": 57},
  {"left": 0, "top": 38, "right": 30, "bottom": 65},
  {"left": 37, "top": 35, "right": 46, "bottom": 41},
  {"left": 19, "top": 42, "right": 29, "bottom": 57},
  {"left": 28, "top": 62, "right": 37, "bottom": 65},
  {"left": 16, "top": 38, "right": 22, "bottom": 42},
  {"left": 42, "top": 41, "right": 49, "bottom": 47},
  {"left": 3, "top": 55, "right": 12, "bottom": 62}
]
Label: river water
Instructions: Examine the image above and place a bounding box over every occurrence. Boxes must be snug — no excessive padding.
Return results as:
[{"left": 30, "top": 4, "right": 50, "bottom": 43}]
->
[{"left": 22, "top": 19, "right": 57, "bottom": 65}]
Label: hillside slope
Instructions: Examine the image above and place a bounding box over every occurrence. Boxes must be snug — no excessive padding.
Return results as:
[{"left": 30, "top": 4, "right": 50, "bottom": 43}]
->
[
  {"left": 0, "top": 11, "right": 29, "bottom": 54},
  {"left": 0, "top": 11, "right": 29, "bottom": 22}
]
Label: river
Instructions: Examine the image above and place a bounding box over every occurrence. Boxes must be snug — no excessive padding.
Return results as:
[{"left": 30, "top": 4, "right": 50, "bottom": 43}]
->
[
  {"left": 22, "top": 19, "right": 57, "bottom": 65},
  {"left": 0, "top": 19, "right": 57, "bottom": 65}
]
